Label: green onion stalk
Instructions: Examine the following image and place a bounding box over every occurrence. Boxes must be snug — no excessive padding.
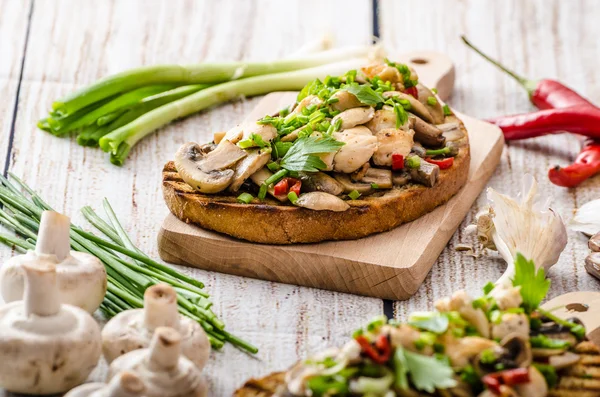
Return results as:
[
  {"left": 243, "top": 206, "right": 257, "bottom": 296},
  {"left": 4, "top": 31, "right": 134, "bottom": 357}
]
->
[
  {"left": 39, "top": 45, "right": 381, "bottom": 165},
  {"left": 0, "top": 173, "right": 257, "bottom": 354}
]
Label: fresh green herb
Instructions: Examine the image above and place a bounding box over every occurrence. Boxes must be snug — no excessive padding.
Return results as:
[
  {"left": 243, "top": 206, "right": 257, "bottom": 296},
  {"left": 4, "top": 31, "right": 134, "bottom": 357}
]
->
[
  {"left": 367, "top": 315, "right": 388, "bottom": 332},
  {"left": 512, "top": 253, "right": 551, "bottom": 313},
  {"left": 394, "top": 103, "right": 408, "bottom": 128},
  {"left": 348, "top": 190, "right": 361, "bottom": 200},
  {"left": 431, "top": 88, "right": 438, "bottom": 94},
  {"left": 237, "top": 138, "right": 255, "bottom": 149},
  {"left": 479, "top": 349, "right": 497, "bottom": 364},
  {"left": 394, "top": 347, "right": 457, "bottom": 392},
  {"left": 274, "top": 141, "right": 293, "bottom": 158},
  {"left": 427, "top": 96, "right": 438, "bottom": 106},
  {"left": 408, "top": 312, "right": 449, "bottom": 334},
  {"left": 279, "top": 135, "right": 344, "bottom": 172},
  {"left": 251, "top": 133, "right": 269, "bottom": 148},
  {"left": 443, "top": 104, "right": 452, "bottom": 116},
  {"left": 371, "top": 183, "right": 379, "bottom": 189},
  {"left": 343, "top": 83, "right": 385, "bottom": 106},
  {"left": 489, "top": 310, "right": 502, "bottom": 324},
  {"left": 414, "top": 332, "right": 437, "bottom": 350},
  {"left": 267, "top": 161, "right": 280, "bottom": 172},
  {"left": 406, "top": 156, "right": 421, "bottom": 169},
  {"left": 237, "top": 193, "right": 254, "bottom": 204},
  {"left": 530, "top": 335, "right": 571, "bottom": 349},
  {"left": 533, "top": 363, "right": 558, "bottom": 389},
  {"left": 537, "top": 308, "right": 587, "bottom": 339},
  {"left": 460, "top": 365, "right": 484, "bottom": 393},
  {"left": 306, "top": 374, "right": 349, "bottom": 396},
  {"left": 288, "top": 191, "right": 299, "bottom": 204},
  {"left": 483, "top": 281, "right": 495, "bottom": 295}
]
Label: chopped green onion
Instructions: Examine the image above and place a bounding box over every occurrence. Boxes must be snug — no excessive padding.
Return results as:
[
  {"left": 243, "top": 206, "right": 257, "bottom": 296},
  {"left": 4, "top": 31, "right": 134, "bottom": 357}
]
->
[
  {"left": 406, "top": 156, "right": 421, "bottom": 169},
  {"left": 483, "top": 281, "right": 495, "bottom": 295},
  {"left": 237, "top": 193, "right": 254, "bottom": 204},
  {"left": 264, "top": 169, "right": 289, "bottom": 186},
  {"left": 267, "top": 161, "right": 280, "bottom": 172},
  {"left": 258, "top": 184, "right": 269, "bottom": 200},
  {"left": 431, "top": 88, "right": 438, "bottom": 94},
  {"left": 348, "top": 190, "right": 361, "bottom": 200},
  {"left": 237, "top": 138, "right": 255, "bottom": 149},
  {"left": 443, "top": 104, "right": 452, "bottom": 116},
  {"left": 288, "top": 191, "right": 299, "bottom": 204},
  {"left": 425, "top": 147, "right": 451, "bottom": 157},
  {"left": 371, "top": 183, "right": 379, "bottom": 189},
  {"left": 427, "top": 96, "right": 438, "bottom": 106},
  {"left": 250, "top": 133, "right": 269, "bottom": 148}
]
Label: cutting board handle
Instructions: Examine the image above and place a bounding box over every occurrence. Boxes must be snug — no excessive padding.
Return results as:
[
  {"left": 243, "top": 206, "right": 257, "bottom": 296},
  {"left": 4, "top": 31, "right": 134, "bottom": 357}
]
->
[
  {"left": 394, "top": 51, "right": 455, "bottom": 102},
  {"left": 541, "top": 291, "right": 600, "bottom": 345}
]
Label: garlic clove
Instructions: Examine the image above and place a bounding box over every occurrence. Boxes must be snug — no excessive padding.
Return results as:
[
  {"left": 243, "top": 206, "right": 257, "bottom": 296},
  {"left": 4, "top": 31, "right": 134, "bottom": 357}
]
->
[{"left": 570, "top": 199, "right": 600, "bottom": 237}]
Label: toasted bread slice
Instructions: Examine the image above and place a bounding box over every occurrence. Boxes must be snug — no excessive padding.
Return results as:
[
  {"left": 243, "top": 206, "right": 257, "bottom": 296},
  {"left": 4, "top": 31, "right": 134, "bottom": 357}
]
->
[{"left": 163, "top": 115, "right": 470, "bottom": 244}]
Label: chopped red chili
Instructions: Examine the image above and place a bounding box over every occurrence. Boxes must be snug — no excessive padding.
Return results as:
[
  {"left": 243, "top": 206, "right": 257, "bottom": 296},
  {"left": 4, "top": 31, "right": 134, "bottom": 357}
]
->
[
  {"left": 482, "top": 375, "right": 502, "bottom": 395},
  {"left": 354, "top": 335, "right": 391, "bottom": 364},
  {"left": 427, "top": 157, "right": 454, "bottom": 170},
  {"left": 404, "top": 86, "right": 419, "bottom": 99},
  {"left": 289, "top": 181, "right": 302, "bottom": 196},
  {"left": 273, "top": 179, "right": 289, "bottom": 196},
  {"left": 501, "top": 368, "right": 530, "bottom": 385},
  {"left": 392, "top": 153, "right": 405, "bottom": 170}
]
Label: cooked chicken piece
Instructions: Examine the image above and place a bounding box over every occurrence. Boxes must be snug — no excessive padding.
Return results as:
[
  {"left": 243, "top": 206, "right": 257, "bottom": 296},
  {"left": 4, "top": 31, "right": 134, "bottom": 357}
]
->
[
  {"left": 386, "top": 325, "right": 423, "bottom": 353},
  {"left": 441, "top": 334, "right": 498, "bottom": 369},
  {"left": 331, "top": 91, "right": 362, "bottom": 111},
  {"left": 241, "top": 123, "right": 277, "bottom": 144},
  {"left": 361, "top": 63, "right": 402, "bottom": 84},
  {"left": 490, "top": 285, "right": 523, "bottom": 310},
  {"left": 293, "top": 95, "right": 323, "bottom": 114},
  {"left": 332, "top": 107, "right": 375, "bottom": 130},
  {"left": 228, "top": 148, "right": 271, "bottom": 192},
  {"left": 365, "top": 107, "right": 414, "bottom": 134},
  {"left": 213, "top": 131, "right": 226, "bottom": 144},
  {"left": 219, "top": 124, "right": 245, "bottom": 145},
  {"left": 383, "top": 91, "right": 433, "bottom": 123},
  {"left": 491, "top": 313, "right": 530, "bottom": 341},
  {"left": 373, "top": 128, "right": 414, "bottom": 167},
  {"left": 332, "top": 131, "right": 378, "bottom": 173},
  {"left": 447, "top": 290, "right": 490, "bottom": 338}
]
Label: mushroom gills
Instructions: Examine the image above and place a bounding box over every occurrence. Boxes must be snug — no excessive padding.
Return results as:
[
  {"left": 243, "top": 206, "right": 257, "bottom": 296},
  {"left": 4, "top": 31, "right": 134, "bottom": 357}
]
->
[
  {"left": 301, "top": 172, "right": 345, "bottom": 196},
  {"left": 295, "top": 192, "right": 350, "bottom": 212},
  {"left": 409, "top": 160, "right": 439, "bottom": 187},
  {"left": 228, "top": 148, "right": 271, "bottom": 192}
]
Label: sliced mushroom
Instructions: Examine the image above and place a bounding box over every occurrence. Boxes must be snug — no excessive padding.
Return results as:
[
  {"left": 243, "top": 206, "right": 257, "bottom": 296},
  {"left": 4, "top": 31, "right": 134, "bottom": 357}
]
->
[
  {"left": 512, "top": 367, "right": 548, "bottom": 397},
  {"left": 249, "top": 168, "right": 288, "bottom": 202},
  {"left": 332, "top": 107, "right": 375, "bottom": 130},
  {"left": 228, "top": 148, "right": 271, "bottom": 192},
  {"left": 213, "top": 131, "right": 226, "bottom": 144},
  {"left": 500, "top": 333, "right": 532, "bottom": 368},
  {"left": 392, "top": 171, "right": 411, "bottom": 187},
  {"left": 491, "top": 313, "right": 529, "bottom": 340},
  {"left": 533, "top": 347, "right": 570, "bottom": 359},
  {"left": 175, "top": 141, "right": 247, "bottom": 193},
  {"left": 413, "top": 116, "right": 445, "bottom": 147},
  {"left": 300, "top": 173, "right": 344, "bottom": 196},
  {"left": 351, "top": 163, "right": 370, "bottom": 181},
  {"left": 295, "top": 192, "right": 350, "bottom": 211},
  {"left": 438, "top": 122, "right": 465, "bottom": 142},
  {"left": 409, "top": 159, "right": 439, "bottom": 187},
  {"left": 294, "top": 95, "right": 323, "bottom": 114},
  {"left": 365, "top": 107, "right": 414, "bottom": 134},
  {"left": 333, "top": 173, "right": 373, "bottom": 194},
  {"left": 361, "top": 168, "right": 392, "bottom": 189},
  {"left": 411, "top": 142, "right": 427, "bottom": 157},
  {"left": 590, "top": 232, "right": 600, "bottom": 252},
  {"left": 332, "top": 131, "right": 378, "bottom": 173},
  {"left": 373, "top": 128, "right": 414, "bottom": 167},
  {"left": 383, "top": 91, "right": 433, "bottom": 123},
  {"left": 417, "top": 83, "right": 445, "bottom": 124},
  {"left": 331, "top": 91, "right": 362, "bottom": 111},
  {"left": 548, "top": 351, "right": 580, "bottom": 369}
]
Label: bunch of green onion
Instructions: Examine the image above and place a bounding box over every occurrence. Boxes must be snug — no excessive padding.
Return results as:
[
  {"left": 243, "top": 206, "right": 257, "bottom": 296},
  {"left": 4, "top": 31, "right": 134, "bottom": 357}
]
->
[
  {"left": 0, "top": 173, "right": 256, "bottom": 354},
  {"left": 39, "top": 44, "right": 380, "bottom": 165}
]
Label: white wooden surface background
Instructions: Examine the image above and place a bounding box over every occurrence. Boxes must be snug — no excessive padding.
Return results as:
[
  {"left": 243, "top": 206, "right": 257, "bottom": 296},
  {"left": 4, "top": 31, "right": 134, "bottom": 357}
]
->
[{"left": 0, "top": 0, "right": 599, "bottom": 395}]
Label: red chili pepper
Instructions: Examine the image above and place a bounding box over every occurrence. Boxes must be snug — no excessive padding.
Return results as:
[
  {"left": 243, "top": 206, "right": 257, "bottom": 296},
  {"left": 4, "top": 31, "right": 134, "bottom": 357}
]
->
[
  {"left": 392, "top": 153, "right": 405, "bottom": 170},
  {"left": 500, "top": 368, "right": 530, "bottom": 385},
  {"left": 404, "top": 86, "right": 419, "bottom": 99},
  {"left": 482, "top": 375, "right": 502, "bottom": 395},
  {"left": 549, "top": 139, "right": 600, "bottom": 187},
  {"left": 427, "top": 157, "right": 454, "bottom": 170},
  {"left": 289, "top": 180, "right": 302, "bottom": 196},
  {"left": 486, "top": 107, "right": 600, "bottom": 141},
  {"left": 354, "top": 335, "right": 391, "bottom": 364},
  {"left": 462, "top": 36, "right": 594, "bottom": 110},
  {"left": 273, "top": 179, "right": 289, "bottom": 196}
]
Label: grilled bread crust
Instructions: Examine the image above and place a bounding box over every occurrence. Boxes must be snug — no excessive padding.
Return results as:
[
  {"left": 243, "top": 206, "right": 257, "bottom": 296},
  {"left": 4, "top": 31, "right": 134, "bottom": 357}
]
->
[{"left": 163, "top": 115, "right": 470, "bottom": 244}]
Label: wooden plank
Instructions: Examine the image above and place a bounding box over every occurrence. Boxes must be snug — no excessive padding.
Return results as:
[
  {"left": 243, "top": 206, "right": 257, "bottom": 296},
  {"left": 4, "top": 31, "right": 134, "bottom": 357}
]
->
[
  {"left": 0, "top": 0, "right": 31, "bottom": 172},
  {"left": 0, "top": 0, "right": 378, "bottom": 395},
  {"left": 380, "top": 0, "right": 600, "bottom": 318}
]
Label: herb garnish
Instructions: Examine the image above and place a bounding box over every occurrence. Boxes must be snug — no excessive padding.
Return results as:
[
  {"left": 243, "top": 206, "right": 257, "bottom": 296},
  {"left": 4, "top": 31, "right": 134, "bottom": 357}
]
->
[
  {"left": 512, "top": 253, "right": 551, "bottom": 313},
  {"left": 279, "top": 135, "right": 344, "bottom": 172}
]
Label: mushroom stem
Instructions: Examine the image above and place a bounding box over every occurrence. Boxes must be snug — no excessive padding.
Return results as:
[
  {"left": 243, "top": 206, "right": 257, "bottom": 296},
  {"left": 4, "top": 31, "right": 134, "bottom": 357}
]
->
[
  {"left": 35, "top": 211, "right": 71, "bottom": 262},
  {"left": 143, "top": 285, "right": 180, "bottom": 332},
  {"left": 148, "top": 327, "right": 182, "bottom": 371},
  {"left": 106, "top": 371, "right": 145, "bottom": 397},
  {"left": 22, "top": 261, "right": 61, "bottom": 317}
]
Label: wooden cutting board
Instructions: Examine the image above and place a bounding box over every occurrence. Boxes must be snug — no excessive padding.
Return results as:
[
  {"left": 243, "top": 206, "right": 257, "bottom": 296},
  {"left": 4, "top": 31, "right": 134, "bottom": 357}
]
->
[
  {"left": 157, "top": 52, "right": 505, "bottom": 300},
  {"left": 542, "top": 291, "right": 600, "bottom": 346}
]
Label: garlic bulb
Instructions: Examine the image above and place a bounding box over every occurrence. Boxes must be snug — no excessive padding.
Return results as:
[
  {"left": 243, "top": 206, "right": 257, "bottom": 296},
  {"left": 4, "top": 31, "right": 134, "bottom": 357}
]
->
[
  {"left": 0, "top": 261, "right": 102, "bottom": 394},
  {"left": 474, "top": 176, "right": 567, "bottom": 286},
  {"left": 0, "top": 211, "right": 107, "bottom": 313},
  {"left": 109, "top": 327, "right": 208, "bottom": 397},
  {"left": 102, "top": 284, "right": 210, "bottom": 369},
  {"left": 570, "top": 199, "right": 600, "bottom": 237},
  {"left": 64, "top": 371, "right": 145, "bottom": 397}
]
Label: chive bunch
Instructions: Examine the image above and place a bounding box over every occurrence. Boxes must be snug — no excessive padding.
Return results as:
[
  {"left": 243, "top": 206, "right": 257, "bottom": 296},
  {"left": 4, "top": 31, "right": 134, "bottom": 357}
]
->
[{"left": 0, "top": 174, "right": 257, "bottom": 354}]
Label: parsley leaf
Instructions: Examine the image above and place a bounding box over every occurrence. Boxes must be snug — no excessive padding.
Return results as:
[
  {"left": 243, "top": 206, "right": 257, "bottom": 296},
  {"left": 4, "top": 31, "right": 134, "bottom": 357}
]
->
[
  {"left": 279, "top": 135, "right": 344, "bottom": 172},
  {"left": 343, "top": 83, "right": 385, "bottom": 106},
  {"left": 408, "top": 312, "right": 449, "bottom": 334},
  {"left": 512, "top": 253, "right": 551, "bottom": 313},
  {"left": 394, "top": 347, "right": 457, "bottom": 392}
]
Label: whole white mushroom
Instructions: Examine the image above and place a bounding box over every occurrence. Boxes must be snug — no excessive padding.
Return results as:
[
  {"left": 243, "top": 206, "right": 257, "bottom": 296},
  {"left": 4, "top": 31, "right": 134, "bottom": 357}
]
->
[
  {"left": 109, "top": 327, "right": 208, "bottom": 397},
  {"left": 64, "top": 371, "right": 146, "bottom": 397},
  {"left": 0, "top": 211, "right": 107, "bottom": 313},
  {"left": 102, "top": 284, "right": 210, "bottom": 370},
  {"left": 0, "top": 260, "right": 102, "bottom": 394}
]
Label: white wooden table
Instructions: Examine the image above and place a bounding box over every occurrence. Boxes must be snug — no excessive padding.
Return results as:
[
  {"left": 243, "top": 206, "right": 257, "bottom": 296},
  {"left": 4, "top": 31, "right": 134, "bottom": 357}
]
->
[{"left": 1, "top": 0, "right": 599, "bottom": 395}]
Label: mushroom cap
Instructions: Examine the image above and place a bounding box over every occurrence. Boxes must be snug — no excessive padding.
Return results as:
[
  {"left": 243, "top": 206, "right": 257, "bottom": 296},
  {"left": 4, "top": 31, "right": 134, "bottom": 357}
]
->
[
  {"left": 102, "top": 308, "right": 211, "bottom": 370},
  {"left": 108, "top": 345, "right": 207, "bottom": 397},
  {"left": 0, "top": 301, "right": 102, "bottom": 394},
  {"left": 295, "top": 192, "right": 350, "bottom": 212},
  {"left": 0, "top": 250, "right": 107, "bottom": 313}
]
